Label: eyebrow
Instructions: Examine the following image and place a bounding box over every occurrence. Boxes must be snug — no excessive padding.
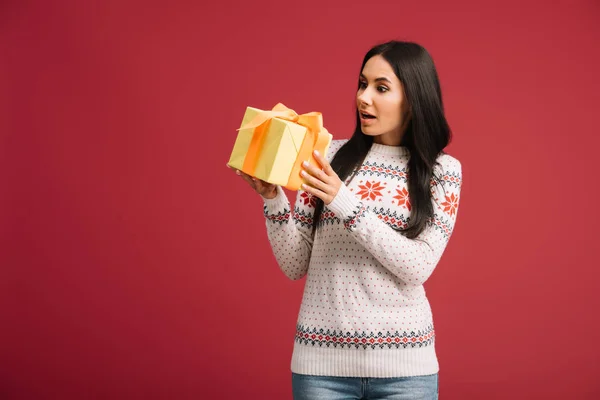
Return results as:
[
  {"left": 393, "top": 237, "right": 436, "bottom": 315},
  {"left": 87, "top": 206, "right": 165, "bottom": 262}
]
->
[{"left": 360, "top": 74, "right": 392, "bottom": 84}]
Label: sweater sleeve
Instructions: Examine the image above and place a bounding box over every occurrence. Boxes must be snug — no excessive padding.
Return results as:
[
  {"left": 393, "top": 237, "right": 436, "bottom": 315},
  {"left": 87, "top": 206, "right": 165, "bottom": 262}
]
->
[
  {"left": 262, "top": 139, "right": 348, "bottom": 281},
  {"left": 326, "top": 154, "right": 462, "bottom": 286}
]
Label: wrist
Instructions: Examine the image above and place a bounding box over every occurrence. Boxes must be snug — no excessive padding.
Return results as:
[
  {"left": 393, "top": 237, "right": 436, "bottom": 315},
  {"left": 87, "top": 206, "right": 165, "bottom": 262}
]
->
[
  {"left": 263, "top": 186, "right": 289, "bottom": 214},
  {"left": 260, "top": 187, "right": 278, "bottom": 200},
  {"left": 327, "top": 184, "right": 361, "bottom": 220},
  {"left": 262, "top": 187, "right": 278, "bottom": 200}
]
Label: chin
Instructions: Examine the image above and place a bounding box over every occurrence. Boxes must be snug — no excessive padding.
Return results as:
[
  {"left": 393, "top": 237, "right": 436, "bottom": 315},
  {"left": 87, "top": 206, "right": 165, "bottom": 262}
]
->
[{"left": 361, "top": 128, "right": 381, "bottom": 137}]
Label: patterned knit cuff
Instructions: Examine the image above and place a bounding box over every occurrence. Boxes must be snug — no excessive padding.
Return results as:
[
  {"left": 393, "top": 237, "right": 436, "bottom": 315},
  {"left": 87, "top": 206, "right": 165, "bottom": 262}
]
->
[
  {"left": 327, "top": 183, "right": 361, "bottom": 221},
  {"left": 262, "top": 185, "right": 289, "bottom": 215}
]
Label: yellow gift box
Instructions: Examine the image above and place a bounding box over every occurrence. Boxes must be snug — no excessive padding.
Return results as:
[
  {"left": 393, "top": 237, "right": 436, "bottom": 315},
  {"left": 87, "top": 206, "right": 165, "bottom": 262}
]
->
[{"left": 227, "top": 103, "right": 332, "bottom": 191}]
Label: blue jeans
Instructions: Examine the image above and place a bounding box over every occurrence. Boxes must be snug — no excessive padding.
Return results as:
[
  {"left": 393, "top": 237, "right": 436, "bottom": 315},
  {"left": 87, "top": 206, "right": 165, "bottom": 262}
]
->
[{"left": 292, "top": 373, "right": 438, "bottom": 400}]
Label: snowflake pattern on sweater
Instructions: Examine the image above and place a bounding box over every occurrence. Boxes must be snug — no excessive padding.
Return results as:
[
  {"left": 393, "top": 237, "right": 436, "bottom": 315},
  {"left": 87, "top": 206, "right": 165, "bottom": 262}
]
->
[{"left": 262, "top": 139, "right": 462, "bottom": 377}]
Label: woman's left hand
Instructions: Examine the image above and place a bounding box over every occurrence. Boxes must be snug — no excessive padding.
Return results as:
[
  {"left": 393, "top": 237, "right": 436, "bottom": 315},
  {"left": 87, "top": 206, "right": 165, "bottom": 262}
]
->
[{"left": 300, "top": 150, "right": 343, "bottom": 205}]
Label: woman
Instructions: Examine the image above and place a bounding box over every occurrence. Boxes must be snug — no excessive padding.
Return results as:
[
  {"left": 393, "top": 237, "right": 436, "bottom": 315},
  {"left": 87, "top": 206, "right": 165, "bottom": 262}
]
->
[{"left": 234, "top": 40, "right": 462, "bottom": 400}]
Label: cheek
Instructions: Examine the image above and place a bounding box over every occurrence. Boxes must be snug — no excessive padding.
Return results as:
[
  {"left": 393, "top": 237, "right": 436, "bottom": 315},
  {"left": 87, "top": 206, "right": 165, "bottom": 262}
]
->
[{"left": 382, "top": 101, "right": 403, "bottom": 124}]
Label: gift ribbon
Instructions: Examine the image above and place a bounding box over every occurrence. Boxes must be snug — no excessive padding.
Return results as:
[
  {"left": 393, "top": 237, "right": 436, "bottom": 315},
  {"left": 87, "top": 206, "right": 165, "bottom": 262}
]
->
[{"left": 238, "top": 103, "right": 330, "bottom": 190}]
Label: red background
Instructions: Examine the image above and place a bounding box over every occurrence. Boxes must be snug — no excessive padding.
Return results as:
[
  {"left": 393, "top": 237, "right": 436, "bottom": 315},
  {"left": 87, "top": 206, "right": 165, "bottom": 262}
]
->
[{"left": 2, "top": 0, "right": 599, "bottom": 399}]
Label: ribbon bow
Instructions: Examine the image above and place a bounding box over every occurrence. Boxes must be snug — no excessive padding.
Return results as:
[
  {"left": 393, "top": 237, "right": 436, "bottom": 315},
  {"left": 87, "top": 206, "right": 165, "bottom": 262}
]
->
[{"left": 239, "top": 103, "right": 330, "bottom": 190}]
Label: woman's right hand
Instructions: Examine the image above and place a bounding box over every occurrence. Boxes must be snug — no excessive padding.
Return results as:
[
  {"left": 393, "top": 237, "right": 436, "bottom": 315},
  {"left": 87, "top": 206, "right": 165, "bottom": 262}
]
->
[{"left": 231, "top": 167, "right": 278, "bottom": 199}]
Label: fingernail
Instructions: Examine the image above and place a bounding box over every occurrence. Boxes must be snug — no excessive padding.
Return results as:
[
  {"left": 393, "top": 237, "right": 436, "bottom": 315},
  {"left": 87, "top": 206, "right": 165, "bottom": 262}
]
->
[
  {"left": 314, "top": 150, "right": 320, "bottom": 156},
  {"left": 236, "top": 170, "right": 241, "bottom": 175},
  {"left": 303, "top": 161, "right": 309, "bottom": 167},
  {"left": 301, "top": 171, "right": 307, "bottom": 176}
]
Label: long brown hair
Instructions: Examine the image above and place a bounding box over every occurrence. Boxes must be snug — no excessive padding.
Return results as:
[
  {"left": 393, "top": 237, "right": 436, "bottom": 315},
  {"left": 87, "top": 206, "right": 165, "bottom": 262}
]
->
[{"left": 312, "top": 40, "right": 452, "bottom": 239}]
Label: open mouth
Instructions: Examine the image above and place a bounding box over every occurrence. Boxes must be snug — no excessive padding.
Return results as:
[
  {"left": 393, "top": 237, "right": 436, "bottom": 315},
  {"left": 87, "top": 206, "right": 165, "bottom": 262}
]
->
[
  {"left": 360, "top": 111, "right": 376, "bottom": 120},
  {"left": 360, "top": 111, "right": 375, "bottom": 120}
]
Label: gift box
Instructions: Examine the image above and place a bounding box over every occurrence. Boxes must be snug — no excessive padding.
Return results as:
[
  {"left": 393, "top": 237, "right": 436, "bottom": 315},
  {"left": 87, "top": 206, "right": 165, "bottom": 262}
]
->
[{"left": 227, "top": 103, "right": 332, "bottom": 191}]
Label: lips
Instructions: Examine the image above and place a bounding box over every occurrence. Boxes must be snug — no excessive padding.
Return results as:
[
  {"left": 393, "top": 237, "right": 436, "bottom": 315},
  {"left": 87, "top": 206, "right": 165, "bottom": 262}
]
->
[
  {"left": 360, "top": 111, "right": 376, "bottom": 119},
  {"left": 359, "top": 111, "right": 376, "bottom": 126}
]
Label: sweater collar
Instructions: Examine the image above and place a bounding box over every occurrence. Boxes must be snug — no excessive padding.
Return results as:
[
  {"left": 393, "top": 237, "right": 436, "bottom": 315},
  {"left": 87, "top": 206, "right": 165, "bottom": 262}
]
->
[{"left": 369, "top": 142, "right": 409, "bottom": 156}]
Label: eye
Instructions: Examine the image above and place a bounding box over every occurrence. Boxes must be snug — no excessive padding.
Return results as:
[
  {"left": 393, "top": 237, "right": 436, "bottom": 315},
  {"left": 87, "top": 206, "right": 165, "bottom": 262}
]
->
[
  {"left": 377, "top": 86, "right": 389, "bottom": 93},
  {"left": 358, "top": 81, "right": 367, "bottom": 89}
]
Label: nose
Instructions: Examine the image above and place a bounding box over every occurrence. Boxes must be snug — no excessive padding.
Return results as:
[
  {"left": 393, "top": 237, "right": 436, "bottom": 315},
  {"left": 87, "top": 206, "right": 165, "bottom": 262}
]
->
[{"left": 357, "top": 88, "right": 372, "bottom": 106}]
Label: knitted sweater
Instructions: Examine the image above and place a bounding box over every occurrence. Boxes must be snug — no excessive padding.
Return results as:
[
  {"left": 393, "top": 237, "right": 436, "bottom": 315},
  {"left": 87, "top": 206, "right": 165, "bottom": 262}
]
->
[{"left": 262, "top": 139, "right": 462, "bottom": 378}]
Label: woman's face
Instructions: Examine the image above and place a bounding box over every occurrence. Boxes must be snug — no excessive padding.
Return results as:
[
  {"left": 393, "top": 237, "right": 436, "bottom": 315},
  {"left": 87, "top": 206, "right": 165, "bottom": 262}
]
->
[{"left": 357, "top": 55, "right": 411, "bottom": 145}]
